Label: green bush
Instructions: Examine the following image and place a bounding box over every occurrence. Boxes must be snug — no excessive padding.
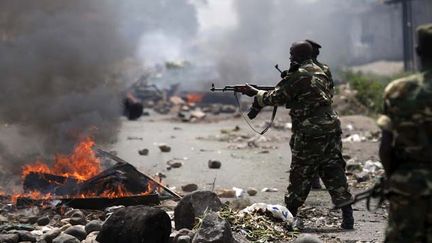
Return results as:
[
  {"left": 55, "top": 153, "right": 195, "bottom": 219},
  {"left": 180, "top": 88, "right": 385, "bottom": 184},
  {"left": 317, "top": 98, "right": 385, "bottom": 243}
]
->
[{"left": 337, "top": 70, "right": 407, "bottom": 115}]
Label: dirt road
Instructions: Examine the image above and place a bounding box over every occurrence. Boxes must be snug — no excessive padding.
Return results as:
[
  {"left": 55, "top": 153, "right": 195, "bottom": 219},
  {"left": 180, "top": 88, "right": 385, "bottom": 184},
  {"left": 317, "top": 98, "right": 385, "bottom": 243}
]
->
[{"left": 109, "top": 111, "right": 387, "bottom": 242}]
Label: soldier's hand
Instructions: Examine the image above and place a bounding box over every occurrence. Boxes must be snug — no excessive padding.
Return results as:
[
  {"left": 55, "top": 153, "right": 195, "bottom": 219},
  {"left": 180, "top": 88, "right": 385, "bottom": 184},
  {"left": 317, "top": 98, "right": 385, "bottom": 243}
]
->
[
  {"left": 280, "top": 70, "right": 289, "bottom": 78},
  {"left": 247, "top": 97, "right": 263, "bottom": 119},
  {"left": 242, "top": 83, "right": 260, "bottom": 97}
]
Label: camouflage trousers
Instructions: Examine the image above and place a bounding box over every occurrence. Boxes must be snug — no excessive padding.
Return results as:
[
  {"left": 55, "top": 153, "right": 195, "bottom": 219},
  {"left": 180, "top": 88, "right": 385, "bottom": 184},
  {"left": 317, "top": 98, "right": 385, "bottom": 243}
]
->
[
  {"left": 385, "top": 194, "right": 432, "bottom": 243},
  {"left": 285, "top": 132, "right": 352, "bottom": 211}
]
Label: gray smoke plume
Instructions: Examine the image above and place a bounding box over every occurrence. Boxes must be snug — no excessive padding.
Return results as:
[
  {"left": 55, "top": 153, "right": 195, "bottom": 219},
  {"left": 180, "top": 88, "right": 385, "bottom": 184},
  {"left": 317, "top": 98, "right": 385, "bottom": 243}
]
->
[
  {"left": 0, "top": 0, "right": 199, "bottom": 185},
  {"left": 0, "top": 1, "right": 130, "bottom": 181}
]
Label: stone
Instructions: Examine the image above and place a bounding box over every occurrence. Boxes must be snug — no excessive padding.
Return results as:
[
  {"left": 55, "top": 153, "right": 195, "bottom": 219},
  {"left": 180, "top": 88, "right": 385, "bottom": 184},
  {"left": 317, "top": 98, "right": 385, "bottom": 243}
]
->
[
  {"left": 42, "top": 228, "right": 61, "bottom": 243},
  {"left": 14, "top": 230, "right": 36, "bottom": 242},
  {"left": 52, "top": 234, "right": 80, "bottom": 243},
  {"left": 174, "top": 191, "right": 223, "bottom": 230},
  {"left": 37, "top": 216, "right": 50, "bottom": 226},
  {"left": 65, "top": 209, "right": 84, "bottom": 219},
  {"left": 177, "top": 235, "right": 191, "bottom": 243},
  {"left": 246, "top": 187, "right": 258, "bottom": 196},
  {"left": 167, "top": 160, "right": 183, "bottom": 169},
  {"left": 82, "top": 231, "right": 99, "bottom": 243},
  {"left": 159, "top": 144, "right": 171, "bottom": 152},
  {"left": 208, "top": 160, "right": 221, "bottom": 169},
  {"left": 69, "top": 216, "right": 87, "bottom": 226},
  {"left": 181, "top": 184, "right": 198, "bottom": 192},
  {"left": 85, "top": 220, "right": 102, "bottom": 234},
  {"left": 0, "top": 234, "right": 19, "bottom": 243},
  {"left": 0, "top": 215, "right": 8, "bottom": 223},
  {"left": 346, "top": 162, "right": 363, "bottom": 172},
  {"left": 192, "top": 212, "right": 235, "bottom": 243},
  {"left": 294, "top": 234, "right": 323, "bottom": 243},
  {"left": 216, "top": 189, "right": 236, "bottom": 198},
  {"left": 229, "top": 198, "right": 252, "bottom": 210},
  {"left": 96, "top": 206, "right": 171, "bottom": 243},
  {"left": 355, "top": 171, "right": 370, "bottom": 183},
  {"left": 63, "top": 225, "right": 86, "bottom": 241},
  {"left": 138, "top": 148, "right": 149, "bottom": 156}
]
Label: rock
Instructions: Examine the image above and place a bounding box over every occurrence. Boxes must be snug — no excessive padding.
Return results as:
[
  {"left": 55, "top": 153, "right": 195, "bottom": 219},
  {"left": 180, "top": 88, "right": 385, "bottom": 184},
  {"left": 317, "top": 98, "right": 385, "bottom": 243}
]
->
[
  {"left": 14, "top": 230, "right": 36, "bottom": 242},
  {"left": 52, "top": 234, "right": 80, "bottom": 243},
  {"left": 42, "top": 228, "right": 61, "bottom": 243},
  {"left": 215, "top": 189, "right": 236, "bottom": 198},
  {"left": 174, "top": 191, "right": 223, "bottom": 230},
  {"left": 167, "top": 160, "right": 183, "bottom": 169},
  {"left": 69, "top": 216, "right": 87, "bottom": 226},
  {"left": 355, "top": 171, "right": 370, "bottom": 182},
  {"left": 192, "top": 212, "right": 235, "bottom": 243},
  {"left": 208, "top": 160, "right": 221, "bottom": 169},
  {"left": 0, "top": 215, "right": 8, "bottom": 223},
  {"left": 63, "top": 225, "right": 86, "bottom": 241},
  {"left": 138, "top": 148, "right": 149, "bottom": 155},
  {"left": 0, "top": 234, "right": 19, "bottom": 243},
  {"left": 177, "top": 235, "right": 191, "bottom": 243},
  {"left": 261, "top": 187, "right": 278, "bottom": 192},
  {"left": 65, "top": 209, "right": 84, "bottom": 219},
  {"left": 85, "top": 220, "right": 102, "bottom": 234},
  {"left": 346, "top": 162, "right": 363, "bottom": 172},
  {"left": 229, "top": 198, "right": 252, "bottom": 210},
  {"left": 159, "top": 144, "right": 171, "bottom": 152},
  {"left": 246, "top": 187, "right": 258, "bottom": 196},
  {"left": 294, "top": 234, "right": 323, "bottom": 243},
  {"left": 190, "top": 109, "right": 206, "bottom": 120},
  {"left": 82, "top": 231, "right": 99, "bottom": 243},
  {"left": 172, "top": 228, "right": 194, "bottom": 243},
  {"left": 181, "top": 184, "right": 198, "bottom": 192},
  {"left": 96, "top": 206, "right": 171, "bottom": 243},
  {"left": 37, "top": 216, "right": 50, "bottom": 226}
]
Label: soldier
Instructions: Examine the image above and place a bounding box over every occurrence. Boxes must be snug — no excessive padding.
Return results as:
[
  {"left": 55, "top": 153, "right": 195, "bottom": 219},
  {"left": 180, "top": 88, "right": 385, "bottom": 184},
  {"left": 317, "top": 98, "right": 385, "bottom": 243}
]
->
[
  {"left": 377, "top": 23, "right": 432, "bottom": 242},
  {"left": 243, "top": 41, "right": 354, "bottom": 229}
]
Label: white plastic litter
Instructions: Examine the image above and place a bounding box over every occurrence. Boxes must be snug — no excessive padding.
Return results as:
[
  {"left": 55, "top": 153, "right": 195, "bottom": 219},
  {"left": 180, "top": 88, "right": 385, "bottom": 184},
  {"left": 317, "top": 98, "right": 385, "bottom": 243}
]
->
[{"left": 240, "top": 203, "right": 294, "bottom": 224}]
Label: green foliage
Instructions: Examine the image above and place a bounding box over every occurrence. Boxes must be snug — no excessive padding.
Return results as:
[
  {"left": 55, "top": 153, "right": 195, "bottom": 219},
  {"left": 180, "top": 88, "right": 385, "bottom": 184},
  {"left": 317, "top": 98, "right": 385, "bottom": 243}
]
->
[{"left": 338, "top": 70, "right": 407, "bottom": 115}]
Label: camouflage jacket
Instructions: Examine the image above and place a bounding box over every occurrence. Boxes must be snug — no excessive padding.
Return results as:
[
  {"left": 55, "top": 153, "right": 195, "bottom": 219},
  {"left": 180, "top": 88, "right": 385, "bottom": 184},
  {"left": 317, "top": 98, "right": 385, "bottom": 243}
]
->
[
  {"left": 377, "top": 71, "right": 432, "bottom": 196},
  {"left": 314, "top": 60, "right": 334, "bottom": 97},
  {"left": 256, "top": 59, "right": 340, "bottom": 136}
]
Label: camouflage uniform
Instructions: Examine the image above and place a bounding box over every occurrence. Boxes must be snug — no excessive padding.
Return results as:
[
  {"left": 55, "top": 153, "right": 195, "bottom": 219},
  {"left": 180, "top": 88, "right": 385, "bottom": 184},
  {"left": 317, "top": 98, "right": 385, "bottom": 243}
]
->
[
  {"left": 256, "top": 59, "right": 353, "bottom": 212},
  {"left": 377, "top": 71, "right": 432, "bottom": 242}
]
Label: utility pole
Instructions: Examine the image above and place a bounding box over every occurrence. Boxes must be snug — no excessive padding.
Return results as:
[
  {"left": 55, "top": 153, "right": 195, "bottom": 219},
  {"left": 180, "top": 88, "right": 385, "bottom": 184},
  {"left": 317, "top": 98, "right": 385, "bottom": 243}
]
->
[{"left": 385, "top": 0, "right": 415, "bottom": 71}]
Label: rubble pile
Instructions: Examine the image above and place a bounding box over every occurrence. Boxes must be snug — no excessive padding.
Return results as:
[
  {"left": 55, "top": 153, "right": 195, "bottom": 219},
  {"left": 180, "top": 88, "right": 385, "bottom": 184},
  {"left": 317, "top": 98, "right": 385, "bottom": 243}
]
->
[
  {"left": 332, "top": 84, "right": 369, "bottom": 116},
  {"left": 197, "top": 126, "right": 286, "bottom": 151}
]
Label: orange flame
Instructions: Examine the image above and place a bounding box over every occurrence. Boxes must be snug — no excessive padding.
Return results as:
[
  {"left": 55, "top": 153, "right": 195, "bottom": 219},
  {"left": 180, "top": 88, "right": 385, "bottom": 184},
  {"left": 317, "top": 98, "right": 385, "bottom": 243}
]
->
[{"left": 22, "top": 137, "right": 101, "bottom": 181}]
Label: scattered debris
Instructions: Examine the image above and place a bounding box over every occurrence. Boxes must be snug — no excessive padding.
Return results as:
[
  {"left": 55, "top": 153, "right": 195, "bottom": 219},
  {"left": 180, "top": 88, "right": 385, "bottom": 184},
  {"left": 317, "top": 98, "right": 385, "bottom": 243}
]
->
[
  {"left": 167, "top": 160, "right": 183, "bottom": 169},
  {"left": 159, "top": 144, "right": 172, "bottom": 152},
  {"left": 181, "top": 184, "right": 198, "bottom": 192},
  {"left": 216, "top": 189, "right": 236, "bottom": 198},
  {"left": 246, "top": 188, "right": 258, "bottom": 196},
  {"left": 261, "top": 188, "right": 279, "bottom": 192},
  {"left": 208, "top": 160, "right": 222, "bottom": 169},
  {"left": 138, "top": 148, "right": 149, "bottom": 156}
]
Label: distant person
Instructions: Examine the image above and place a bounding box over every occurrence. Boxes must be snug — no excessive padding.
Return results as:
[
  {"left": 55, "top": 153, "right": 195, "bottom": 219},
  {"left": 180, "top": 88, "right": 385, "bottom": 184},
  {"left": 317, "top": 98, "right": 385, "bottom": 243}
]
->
[
  {"left": 243, "top": 41, "right": 354, "bottom": 229},
  {"left": 377, "top": 23, "right": 432, "bottom": 242}
]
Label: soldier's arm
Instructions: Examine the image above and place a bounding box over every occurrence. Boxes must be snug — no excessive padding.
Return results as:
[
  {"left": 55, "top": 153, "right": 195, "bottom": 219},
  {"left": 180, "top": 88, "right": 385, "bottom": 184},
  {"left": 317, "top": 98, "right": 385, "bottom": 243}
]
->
[
  {"left": 255, "top": 74, "right": 308, "bottom": 107},
  {"left": 377, "top": 105, "right": 395, "bottom": 177}
]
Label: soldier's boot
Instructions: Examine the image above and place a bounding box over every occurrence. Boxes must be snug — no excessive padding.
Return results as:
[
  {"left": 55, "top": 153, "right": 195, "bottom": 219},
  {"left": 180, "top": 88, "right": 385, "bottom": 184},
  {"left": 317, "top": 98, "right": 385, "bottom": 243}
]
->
[
  {"left": 287, "top": 207, "right": 304, "bottom": 230},
  {"left": 311, "top": 176, "right": 322, "bottom": 189},
  {"left": 341, "top": 205, "right": 354, "bottom": 229}
]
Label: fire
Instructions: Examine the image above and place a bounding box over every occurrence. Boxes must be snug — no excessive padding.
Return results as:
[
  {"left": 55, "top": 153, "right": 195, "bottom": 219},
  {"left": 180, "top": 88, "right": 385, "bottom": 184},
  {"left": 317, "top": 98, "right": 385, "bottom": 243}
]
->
[
  {"left": 22, "top": 137, "right": 101, "bottom": 181},
  {"left": 186, "top": 92, "right": 204, "bottom": 104}
]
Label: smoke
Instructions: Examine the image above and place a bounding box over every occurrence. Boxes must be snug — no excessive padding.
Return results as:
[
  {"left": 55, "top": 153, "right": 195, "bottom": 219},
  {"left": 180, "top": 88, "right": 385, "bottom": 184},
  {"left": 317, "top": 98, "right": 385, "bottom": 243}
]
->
[
  {"left": 0, "top": 0, "right": 200, "bottom": 183},
  {"left": 0, "top": 1, "right": 132, "bottom": 179}
]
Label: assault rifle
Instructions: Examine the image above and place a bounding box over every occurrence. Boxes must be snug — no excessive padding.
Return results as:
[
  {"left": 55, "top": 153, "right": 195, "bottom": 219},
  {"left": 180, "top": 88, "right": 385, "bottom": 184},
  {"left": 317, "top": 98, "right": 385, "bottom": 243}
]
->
[
  {"left": 334, "top": 177, "right": 387, "bottom": 211},
  {"left": 210, "top": 83, "right": 276, "bottom": 135},
  {"left": 210, "top": 83, "right": 274, "bottom": 93}
]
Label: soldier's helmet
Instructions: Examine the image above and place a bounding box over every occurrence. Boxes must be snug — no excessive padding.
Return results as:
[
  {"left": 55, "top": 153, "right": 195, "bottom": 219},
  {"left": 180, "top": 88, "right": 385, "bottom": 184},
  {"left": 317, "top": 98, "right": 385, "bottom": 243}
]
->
[
  {"left": 290, "top": 41, "right": 313, "bottom": 63},
  {"left": 416, "top": 23, "right": 432, "bottom": 58},
  {"left": 305, "top": 39, "right": 322, "bottom": 58}
]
